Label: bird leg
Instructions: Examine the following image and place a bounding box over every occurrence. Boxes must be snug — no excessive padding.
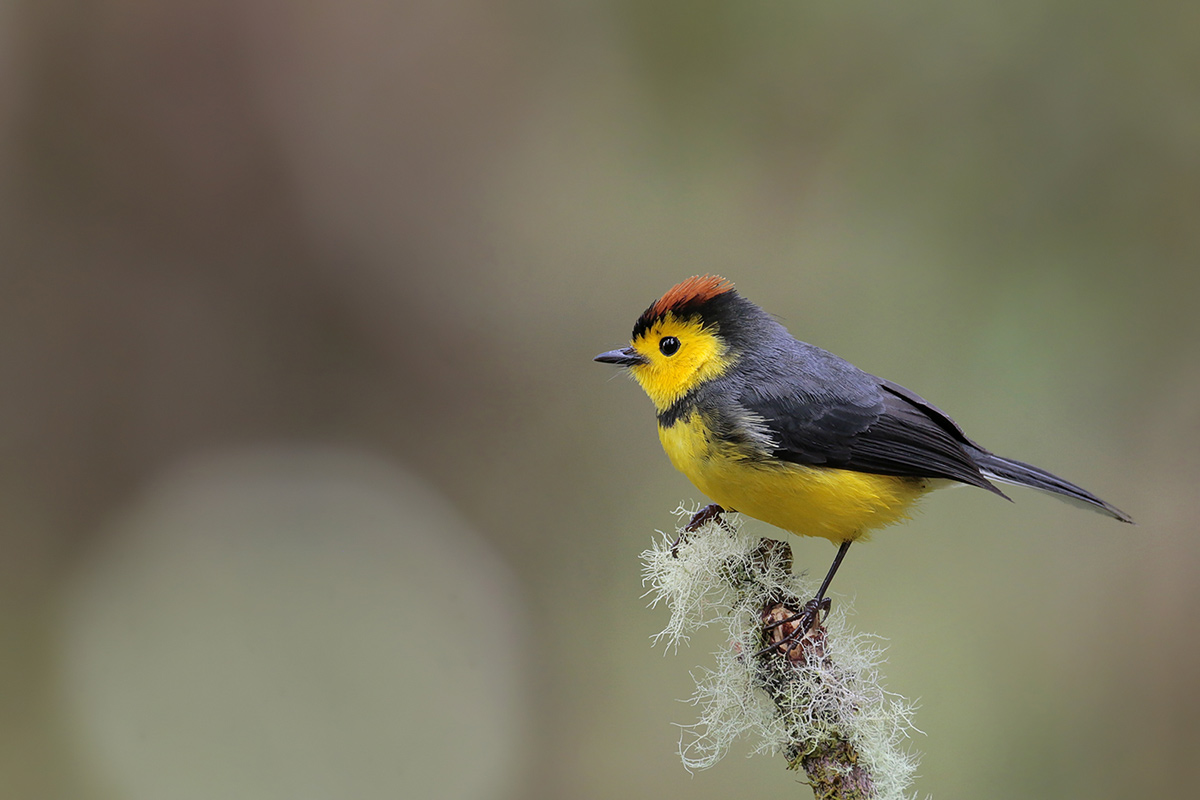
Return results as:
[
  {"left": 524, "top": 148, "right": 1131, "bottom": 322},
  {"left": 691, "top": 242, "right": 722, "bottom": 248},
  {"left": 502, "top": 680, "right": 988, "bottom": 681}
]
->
[
  {"left": 813, "top": 539, "right": 852, "bottom": 604},
  {"left": 756, "top": 540, "right": 852, "bottom": 659}
]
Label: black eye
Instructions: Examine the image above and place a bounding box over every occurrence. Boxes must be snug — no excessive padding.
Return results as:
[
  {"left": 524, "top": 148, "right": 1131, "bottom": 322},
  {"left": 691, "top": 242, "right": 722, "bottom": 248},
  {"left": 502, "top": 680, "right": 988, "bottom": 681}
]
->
[{"left": 659, "top": 336, "right": 681, "bottom": 356}]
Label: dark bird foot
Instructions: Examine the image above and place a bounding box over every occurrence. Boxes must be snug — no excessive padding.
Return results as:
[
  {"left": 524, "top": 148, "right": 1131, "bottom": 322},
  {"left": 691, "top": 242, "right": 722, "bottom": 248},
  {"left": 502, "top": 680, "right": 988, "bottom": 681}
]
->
[
  {"left": 670, "top": 503, "right": 730, "bottom": 557},
  {"left": 685, "top": 503, "right": 727, "bottom": 532},
  {"left": 757, "top": 596, "right": 832, "bottom": 659}
]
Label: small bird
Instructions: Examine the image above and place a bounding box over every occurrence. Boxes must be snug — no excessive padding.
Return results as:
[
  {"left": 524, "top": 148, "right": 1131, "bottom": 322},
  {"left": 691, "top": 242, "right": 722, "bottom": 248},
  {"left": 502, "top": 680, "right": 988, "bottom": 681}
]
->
[{"left": 595, "top": 275, "right": 1131, "bottom": 626}]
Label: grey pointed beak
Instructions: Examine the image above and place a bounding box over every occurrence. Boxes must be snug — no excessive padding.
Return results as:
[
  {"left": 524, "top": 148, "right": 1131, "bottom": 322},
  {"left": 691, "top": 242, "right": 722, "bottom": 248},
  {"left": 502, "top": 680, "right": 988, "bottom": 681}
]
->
[{"left": 594, "top": 347, "right": 648, "bottom": 367}]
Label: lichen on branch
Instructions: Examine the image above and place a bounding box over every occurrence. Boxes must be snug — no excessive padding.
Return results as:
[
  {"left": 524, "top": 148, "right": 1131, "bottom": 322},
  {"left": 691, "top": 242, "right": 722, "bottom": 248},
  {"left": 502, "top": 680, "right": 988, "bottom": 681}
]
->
[{"left": 641, "top": 506, "right": 922, "bottom": 799}]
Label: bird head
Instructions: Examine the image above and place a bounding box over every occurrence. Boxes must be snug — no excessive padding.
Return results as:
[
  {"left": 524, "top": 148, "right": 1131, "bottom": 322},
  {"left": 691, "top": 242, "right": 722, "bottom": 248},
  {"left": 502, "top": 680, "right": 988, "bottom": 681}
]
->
[{"left": 594, "top": 275, "right": 749, "bottom": 412}]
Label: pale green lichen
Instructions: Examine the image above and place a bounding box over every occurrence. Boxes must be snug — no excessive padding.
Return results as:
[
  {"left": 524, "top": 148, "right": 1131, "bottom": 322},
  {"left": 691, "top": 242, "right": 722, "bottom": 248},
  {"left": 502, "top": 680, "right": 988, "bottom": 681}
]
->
[{"left": 641, "top": 506, "right": 923, "bottom": 799}]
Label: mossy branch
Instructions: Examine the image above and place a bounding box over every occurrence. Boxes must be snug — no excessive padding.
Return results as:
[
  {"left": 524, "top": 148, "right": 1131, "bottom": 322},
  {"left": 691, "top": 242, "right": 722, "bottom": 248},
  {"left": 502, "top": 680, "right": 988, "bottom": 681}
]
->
[{"left": 642, "top": 508, "right": 921, "bottom": 800}]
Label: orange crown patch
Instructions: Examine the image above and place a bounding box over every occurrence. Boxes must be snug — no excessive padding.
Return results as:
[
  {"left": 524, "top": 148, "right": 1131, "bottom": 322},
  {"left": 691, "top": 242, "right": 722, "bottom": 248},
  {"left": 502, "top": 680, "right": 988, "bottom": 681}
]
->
[
  {"left": 650, "top": 275, "right": 734, "bottom": 319},
  {"left": 632, "top": 275, "right": 735, "bottom": 339}
]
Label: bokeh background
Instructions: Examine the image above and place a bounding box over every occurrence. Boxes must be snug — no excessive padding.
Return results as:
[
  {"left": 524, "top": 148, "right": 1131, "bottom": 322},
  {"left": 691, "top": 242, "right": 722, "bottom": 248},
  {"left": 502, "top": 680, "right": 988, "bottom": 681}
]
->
[{"left": 2, "top": 2, "right": 1197, "bottom": 798}]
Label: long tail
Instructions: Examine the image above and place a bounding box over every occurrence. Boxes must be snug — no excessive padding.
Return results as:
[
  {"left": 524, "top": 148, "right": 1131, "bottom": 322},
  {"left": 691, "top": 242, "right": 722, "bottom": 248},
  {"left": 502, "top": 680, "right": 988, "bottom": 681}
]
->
[{"left": 966, "top": 447, "right": 1133, "bottom": 523}]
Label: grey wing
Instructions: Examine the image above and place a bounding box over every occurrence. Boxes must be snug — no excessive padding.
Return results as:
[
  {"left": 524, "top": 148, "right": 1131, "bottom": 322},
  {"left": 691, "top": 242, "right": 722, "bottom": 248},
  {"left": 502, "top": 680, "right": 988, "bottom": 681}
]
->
[{"left": 736, "top": 351, "right": 1004, "bottom": 494}]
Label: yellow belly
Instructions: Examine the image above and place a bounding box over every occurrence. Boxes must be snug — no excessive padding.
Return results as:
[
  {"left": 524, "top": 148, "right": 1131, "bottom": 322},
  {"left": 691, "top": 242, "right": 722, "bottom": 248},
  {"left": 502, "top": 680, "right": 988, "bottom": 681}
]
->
[{"left": 658, "top": 411, "right": 932, "bottom": 542}]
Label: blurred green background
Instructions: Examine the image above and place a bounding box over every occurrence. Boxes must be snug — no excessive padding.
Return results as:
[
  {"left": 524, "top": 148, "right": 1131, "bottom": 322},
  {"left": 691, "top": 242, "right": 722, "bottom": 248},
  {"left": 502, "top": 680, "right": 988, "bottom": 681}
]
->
[{"left": 1, "top": 1, "right": 1197, "bottom": 798}]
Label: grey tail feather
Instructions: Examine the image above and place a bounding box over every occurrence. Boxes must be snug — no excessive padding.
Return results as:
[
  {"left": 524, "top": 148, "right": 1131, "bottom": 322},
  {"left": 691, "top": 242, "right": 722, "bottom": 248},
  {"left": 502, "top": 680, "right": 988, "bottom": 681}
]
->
[{"left": 967, "top": 447, "right": 1134, "bottom": 524}]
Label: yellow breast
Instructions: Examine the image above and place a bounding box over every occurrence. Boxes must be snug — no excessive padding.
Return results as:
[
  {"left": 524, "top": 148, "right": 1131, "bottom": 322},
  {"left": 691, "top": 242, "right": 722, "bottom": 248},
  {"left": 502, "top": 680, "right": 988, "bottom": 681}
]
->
[{"left": 658, "top": 410, "right": 931, "bottom": 542}]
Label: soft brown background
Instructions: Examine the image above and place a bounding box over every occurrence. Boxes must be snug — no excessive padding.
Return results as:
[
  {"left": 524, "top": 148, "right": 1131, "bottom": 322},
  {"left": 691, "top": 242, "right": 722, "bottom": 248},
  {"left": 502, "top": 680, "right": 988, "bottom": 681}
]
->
[{"left": 2, "top": 2, "right": 1197, "bottom": 799}]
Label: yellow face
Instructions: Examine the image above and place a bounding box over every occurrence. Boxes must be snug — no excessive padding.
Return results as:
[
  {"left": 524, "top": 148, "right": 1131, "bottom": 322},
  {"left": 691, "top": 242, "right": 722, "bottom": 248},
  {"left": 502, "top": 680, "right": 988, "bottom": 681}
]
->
[{"left": 627, "top": 313, "right": 734, "bottom": 412}]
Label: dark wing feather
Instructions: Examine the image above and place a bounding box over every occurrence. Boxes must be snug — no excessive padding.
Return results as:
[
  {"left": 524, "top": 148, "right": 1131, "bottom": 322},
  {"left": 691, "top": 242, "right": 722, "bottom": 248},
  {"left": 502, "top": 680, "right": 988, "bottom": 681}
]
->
[{"left": 735, "top": 343, "right": 1005, "bottom": 495}]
